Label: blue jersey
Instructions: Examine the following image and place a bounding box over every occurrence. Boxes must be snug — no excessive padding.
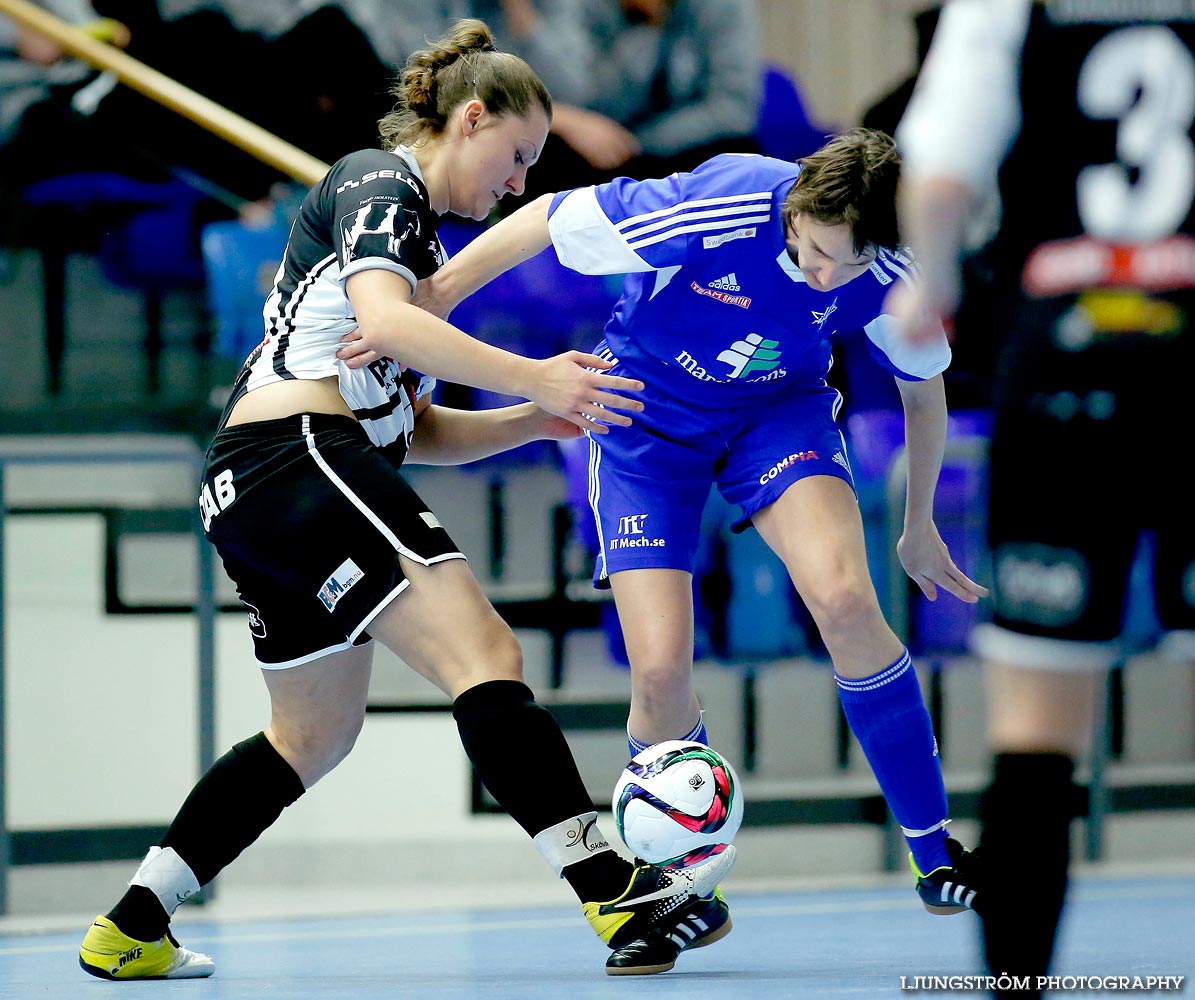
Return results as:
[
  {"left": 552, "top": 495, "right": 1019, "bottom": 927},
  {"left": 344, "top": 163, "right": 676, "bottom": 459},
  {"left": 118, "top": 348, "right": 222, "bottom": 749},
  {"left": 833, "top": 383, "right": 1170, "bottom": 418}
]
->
[{"left": 547, "top": 153, "right": 951, "bottom": 407}]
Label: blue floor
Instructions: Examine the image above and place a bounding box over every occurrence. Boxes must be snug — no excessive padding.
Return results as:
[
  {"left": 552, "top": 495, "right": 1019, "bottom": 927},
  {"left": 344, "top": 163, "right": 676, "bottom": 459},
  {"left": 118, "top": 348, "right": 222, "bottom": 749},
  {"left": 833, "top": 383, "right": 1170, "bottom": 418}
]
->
[{"left": 1, "top": 873, "right": 1191, "bottom": 999}]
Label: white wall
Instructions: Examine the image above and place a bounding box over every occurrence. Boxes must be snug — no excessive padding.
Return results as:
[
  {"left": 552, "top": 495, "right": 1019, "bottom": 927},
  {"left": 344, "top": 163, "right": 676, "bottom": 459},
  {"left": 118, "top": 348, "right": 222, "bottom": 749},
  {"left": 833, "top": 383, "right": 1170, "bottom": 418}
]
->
[{"left": 758, "top": 0, "right": 929, "bottom": 126}]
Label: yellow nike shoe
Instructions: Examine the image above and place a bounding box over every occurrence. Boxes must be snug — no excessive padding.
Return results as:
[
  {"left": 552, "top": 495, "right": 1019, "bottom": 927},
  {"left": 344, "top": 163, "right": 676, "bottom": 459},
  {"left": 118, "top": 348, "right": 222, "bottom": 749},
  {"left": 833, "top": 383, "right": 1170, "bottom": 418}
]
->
[{"left": 79, "top": 915, "right": 215, "bottom": 980}]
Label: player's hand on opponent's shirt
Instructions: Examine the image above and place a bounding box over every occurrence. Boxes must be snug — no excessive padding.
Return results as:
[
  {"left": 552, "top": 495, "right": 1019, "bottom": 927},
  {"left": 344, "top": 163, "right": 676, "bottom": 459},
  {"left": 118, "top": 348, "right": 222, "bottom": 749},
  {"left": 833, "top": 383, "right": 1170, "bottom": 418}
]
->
[
  {"left": 527, "top": 352, "right": 644, "bottom": 434},
  {"left": 896, "top": 521, "right": 990, "bottom": 604},
  {"left": 410, "top": 274, "right": 455, "bottom": 321},
  {"left": 526, "top": 407, "right": 586, "bottom": 442}
]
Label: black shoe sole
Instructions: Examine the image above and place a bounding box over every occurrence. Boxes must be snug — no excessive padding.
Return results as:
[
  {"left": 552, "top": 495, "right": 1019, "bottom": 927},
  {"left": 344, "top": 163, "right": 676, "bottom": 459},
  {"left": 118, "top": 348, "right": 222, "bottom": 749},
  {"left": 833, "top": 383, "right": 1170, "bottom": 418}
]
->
[
  {"left": 922, "top": 902, "right": 970, "bottom": 915},
  {"left": 604, "top": 917, "right": 734, "bottom": 977}
]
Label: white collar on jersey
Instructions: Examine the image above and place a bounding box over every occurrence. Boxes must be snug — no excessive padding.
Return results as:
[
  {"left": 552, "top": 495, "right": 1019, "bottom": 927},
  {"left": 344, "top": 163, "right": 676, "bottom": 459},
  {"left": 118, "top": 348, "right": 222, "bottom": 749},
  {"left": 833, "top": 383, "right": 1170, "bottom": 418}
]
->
[
  {"left": 392, "top": 145, "right": 427, "bottom": 186},
  {"left": 776, "top": 247, "right": 808, "bottom": 284}
]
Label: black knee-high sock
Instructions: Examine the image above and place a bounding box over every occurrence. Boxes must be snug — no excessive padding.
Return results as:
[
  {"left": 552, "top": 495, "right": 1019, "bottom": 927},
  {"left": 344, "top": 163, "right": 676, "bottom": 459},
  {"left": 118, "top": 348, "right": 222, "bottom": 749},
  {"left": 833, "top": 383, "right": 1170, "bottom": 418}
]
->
[
  {"left": 107, "top": 732, "right": 305, "bottom": 941},
  {"left": 979, "top": 752, "right": 1077, "bottom": 997},
  {"left": 453, "top": 680, "right": 631, "bottom": 901}
]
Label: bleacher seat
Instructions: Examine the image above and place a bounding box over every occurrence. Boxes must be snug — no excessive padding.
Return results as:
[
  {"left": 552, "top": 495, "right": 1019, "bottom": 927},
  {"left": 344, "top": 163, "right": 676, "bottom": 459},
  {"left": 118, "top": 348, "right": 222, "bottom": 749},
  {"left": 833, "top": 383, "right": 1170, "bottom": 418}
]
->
[{"left": 22, "top": 171, "right": 210, "bottom": 394}]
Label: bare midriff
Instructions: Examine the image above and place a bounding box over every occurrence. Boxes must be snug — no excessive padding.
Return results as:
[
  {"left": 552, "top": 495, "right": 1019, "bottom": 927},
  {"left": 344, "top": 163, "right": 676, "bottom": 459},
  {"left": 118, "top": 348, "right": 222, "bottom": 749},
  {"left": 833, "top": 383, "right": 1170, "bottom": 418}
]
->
[{"left": 224, "top": 376, "right": 355, "bottom": 427}]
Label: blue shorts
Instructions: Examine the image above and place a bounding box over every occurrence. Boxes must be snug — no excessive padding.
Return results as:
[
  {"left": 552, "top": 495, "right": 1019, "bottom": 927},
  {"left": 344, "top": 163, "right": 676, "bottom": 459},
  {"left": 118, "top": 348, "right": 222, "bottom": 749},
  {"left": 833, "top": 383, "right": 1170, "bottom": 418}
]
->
[{"left": 584, "top": 349, "right": 855, "bottom": 588}]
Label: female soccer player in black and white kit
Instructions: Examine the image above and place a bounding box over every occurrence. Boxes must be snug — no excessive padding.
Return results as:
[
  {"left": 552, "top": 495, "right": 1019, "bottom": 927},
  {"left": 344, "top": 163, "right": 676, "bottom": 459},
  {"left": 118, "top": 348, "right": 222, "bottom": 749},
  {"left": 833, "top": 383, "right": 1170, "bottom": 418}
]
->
[{"left": 78, "top": 19, "right": 733, "bottom": 982}]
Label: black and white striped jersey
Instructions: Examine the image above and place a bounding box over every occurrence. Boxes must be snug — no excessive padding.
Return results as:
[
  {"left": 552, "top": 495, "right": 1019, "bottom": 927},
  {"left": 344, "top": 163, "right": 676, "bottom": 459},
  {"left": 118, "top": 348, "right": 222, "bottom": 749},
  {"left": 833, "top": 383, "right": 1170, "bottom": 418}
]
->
[{"left": 222, "top": 146, "right": 444, "bottom": 465}]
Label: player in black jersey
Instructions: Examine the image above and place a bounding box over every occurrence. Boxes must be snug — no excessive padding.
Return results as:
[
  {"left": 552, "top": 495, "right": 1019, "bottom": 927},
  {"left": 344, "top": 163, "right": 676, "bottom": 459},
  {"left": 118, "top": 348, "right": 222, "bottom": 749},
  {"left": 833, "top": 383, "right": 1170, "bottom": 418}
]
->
[
  {"left": 893, "top": 0, "right": 1195, "bottom": 993},
  {"left": 78, "top": 18, "right": 734, "bottom": 983}
]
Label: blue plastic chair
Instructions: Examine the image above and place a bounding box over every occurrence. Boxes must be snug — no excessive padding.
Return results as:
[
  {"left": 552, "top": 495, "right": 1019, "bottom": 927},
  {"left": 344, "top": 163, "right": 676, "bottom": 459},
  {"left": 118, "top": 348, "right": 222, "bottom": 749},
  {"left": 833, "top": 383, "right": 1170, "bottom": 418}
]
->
[
  {"left": 22, "top": 171, "right": 210, "bottom": 393},
  {"left": 754, "top": 63, "right": 831, "bottom": 162},
  {"left": 199, "top": 217, "right": 291, "bottom": 365}
]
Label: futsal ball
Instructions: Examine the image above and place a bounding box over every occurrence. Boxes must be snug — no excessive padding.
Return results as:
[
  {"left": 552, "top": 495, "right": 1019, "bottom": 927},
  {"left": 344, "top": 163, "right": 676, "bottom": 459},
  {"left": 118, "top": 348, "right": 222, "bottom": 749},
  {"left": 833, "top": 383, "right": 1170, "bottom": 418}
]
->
[{"left": 612, "top": 740, "right": 744, "bottom": 868}]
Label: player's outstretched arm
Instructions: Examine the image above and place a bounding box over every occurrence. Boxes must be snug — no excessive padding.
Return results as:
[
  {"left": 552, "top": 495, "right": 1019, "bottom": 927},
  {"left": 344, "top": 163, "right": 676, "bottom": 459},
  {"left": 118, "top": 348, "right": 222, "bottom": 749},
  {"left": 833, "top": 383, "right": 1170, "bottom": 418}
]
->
[
  {"left": 338, "top": 269, "right": 643, "bottom": 433},
  {"left": 407, "top": 403, "right": 581, "bottom": 466},
  {"left": 886, "top": 177, "right": 977, "bottom": 344},
  {"left": 894, "top": 374, "right": 989, "bottom": 604},
  {"left": 413, "top": 195, "right": 555, "bottom": 321}
]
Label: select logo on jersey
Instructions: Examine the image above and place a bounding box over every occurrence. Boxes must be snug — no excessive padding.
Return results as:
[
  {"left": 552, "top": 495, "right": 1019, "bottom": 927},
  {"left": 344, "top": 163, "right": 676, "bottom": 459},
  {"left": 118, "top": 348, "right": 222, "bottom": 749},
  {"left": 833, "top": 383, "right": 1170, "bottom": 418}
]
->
[
  {"left": 243, "top": 602, "right": 267, "bottom": 639},
  {"left": 811, "top": 297, "right": 839, "bottom": 330},
  {"left": 340, "top": 200, "right": 421, "bottom": 263},
  {"left": 690, "top": 281, "right": 751, "bottom": 309},
  {"left": 759, "top": 450, "right": 820, "bottom": 485},
  {"left": 610, "top": 513, "right": 665, "bottom": 550},
  {"left": 317, "top": 558, "right": 365, "bottom": 611},
  {"left": 702, "top": 226, "right": 756, "bottom": 249},
  {"left": 334, "top": 168, "right": 415, "bottom": 195},
  {"left": 708, "top": 272, "right": 741, "bottom": 291},
  {"left": 717, "top": 332, "right": 782, "bottom": 379}
]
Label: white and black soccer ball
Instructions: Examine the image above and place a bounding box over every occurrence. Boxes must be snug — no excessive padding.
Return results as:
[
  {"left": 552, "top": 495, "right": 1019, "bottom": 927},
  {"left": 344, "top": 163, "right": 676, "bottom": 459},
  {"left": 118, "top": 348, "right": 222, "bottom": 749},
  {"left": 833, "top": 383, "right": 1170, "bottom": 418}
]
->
[{"left": 612, "top": 740, "right": 744, "bottom": 869}]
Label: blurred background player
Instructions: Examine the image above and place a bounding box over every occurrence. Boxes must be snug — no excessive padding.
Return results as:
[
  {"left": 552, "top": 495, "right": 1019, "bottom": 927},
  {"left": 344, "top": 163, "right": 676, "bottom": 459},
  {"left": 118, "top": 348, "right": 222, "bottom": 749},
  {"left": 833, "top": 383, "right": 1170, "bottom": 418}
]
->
[
  {"left": 341, "top": 127, "right": 990, "bottom": 915},
  {"left": 892, "top": 0, "right": 1195, "bottom": 993},
  {"left": 500, "top": 0, "right": 763, "bottom": 209},
  {"left": 77, "top": 19, "right": 733, "bottom": 982}
]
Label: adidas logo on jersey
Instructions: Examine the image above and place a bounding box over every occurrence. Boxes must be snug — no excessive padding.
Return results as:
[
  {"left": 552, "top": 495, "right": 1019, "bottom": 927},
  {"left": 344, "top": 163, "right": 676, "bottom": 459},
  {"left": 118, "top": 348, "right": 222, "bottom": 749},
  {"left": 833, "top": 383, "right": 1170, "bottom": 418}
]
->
[{"left": 708, "top": 273, "right": 741, "bottom": 291}]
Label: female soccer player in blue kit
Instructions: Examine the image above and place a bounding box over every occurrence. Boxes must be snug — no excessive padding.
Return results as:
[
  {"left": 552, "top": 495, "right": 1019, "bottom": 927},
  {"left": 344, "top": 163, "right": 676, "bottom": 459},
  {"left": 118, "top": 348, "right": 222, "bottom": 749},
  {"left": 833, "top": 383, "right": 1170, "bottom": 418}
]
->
[{"left": 340, "top": 127, "right": 989, "bottom": 914}]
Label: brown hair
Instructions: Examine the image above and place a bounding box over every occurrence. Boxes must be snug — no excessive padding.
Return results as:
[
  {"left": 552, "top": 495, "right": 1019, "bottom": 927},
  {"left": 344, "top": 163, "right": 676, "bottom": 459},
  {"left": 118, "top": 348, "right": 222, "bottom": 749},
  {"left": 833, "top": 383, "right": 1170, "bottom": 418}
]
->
[
  {"left": 783, "top": 127, "right": 901, "bottom": 253},
  {"left": 378, "top": 18, "right": 552, "bottom": 150}
]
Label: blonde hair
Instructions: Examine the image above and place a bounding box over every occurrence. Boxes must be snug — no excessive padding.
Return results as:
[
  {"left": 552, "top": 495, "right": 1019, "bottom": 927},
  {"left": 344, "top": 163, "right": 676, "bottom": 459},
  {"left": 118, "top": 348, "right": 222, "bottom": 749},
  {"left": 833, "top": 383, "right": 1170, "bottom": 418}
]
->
[
  {"left": 783, "top": 128, "right": 901, "bottom": 253},
  {"left": 378, "top": 18, "right": 552, "bottom": 150}
]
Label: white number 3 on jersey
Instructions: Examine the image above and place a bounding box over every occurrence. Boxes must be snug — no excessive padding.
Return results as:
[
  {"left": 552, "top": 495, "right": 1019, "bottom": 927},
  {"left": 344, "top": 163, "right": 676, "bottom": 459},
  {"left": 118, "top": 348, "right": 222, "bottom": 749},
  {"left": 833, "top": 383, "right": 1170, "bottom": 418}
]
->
[{"left": 1077, "top": 25, "right": 1195, "bottom": 242}]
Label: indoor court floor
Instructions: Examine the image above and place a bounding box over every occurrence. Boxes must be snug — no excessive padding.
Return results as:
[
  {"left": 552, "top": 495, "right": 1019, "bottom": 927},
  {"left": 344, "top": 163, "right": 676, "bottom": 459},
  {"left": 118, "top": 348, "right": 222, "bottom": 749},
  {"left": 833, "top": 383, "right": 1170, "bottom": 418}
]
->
[{"left": 1, "top": 868, "right": 1191, "bottom": 999}]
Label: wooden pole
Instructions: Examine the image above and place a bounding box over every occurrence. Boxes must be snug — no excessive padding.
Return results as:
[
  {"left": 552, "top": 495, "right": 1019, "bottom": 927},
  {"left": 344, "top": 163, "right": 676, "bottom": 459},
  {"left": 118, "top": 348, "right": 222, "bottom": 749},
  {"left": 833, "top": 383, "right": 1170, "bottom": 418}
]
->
[{"left": 0, "top": 0, "right": 330, "bottom": 187}]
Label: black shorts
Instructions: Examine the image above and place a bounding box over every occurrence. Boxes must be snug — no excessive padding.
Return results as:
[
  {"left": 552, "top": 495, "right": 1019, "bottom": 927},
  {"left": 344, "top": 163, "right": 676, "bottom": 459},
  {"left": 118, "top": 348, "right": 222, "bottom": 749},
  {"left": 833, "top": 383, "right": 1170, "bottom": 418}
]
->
[
  {"left": 201, "top": 413, "right": 464, "bottom": 667},
  {"left": 979, "top": 296, "right": 1195, "bottom": 662}
]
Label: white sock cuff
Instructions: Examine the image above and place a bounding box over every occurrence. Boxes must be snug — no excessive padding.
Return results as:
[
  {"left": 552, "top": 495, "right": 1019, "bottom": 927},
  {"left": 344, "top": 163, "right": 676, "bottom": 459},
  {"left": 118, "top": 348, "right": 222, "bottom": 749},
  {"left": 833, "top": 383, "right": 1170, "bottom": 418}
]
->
[
  {"left": 901, "top": 819, "right": 950, "bottom": 838},
  {"left": 532, "top": 812, "right": 614, "bottom": 877},
  {"left": 129, "top": 846, "right": 201, "bottom": 916}
]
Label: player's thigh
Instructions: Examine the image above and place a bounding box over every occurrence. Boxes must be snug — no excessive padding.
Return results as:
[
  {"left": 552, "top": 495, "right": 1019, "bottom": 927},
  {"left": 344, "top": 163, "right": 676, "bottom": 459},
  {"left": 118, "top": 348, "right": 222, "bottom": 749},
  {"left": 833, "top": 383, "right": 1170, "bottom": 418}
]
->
[
  {"left": 752, "top": 474, "right": 876, "bottom": 606},
  {"left": 586, "top": 418, "right": 718, "bottom": 586},
  {"left": 365, "top": 554, "right": 522, "bottom": 698},
  {"left": 609, "top": 567, "right": 696, "bottom": 671}
]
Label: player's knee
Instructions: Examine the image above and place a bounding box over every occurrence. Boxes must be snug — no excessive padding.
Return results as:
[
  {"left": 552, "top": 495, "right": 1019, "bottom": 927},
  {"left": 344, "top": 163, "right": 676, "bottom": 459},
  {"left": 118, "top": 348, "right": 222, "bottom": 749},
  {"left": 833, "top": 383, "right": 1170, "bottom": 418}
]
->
[
  {"left": 485, "top": 618, "right": 524, "bottom": 679},
  {"left": 631, "top": 658, "right": 692, "bottom": 710},
  {"left": 269, "top": 714, "right": 364, "bottom": 786},
  {"left": 457, "top": 614, "right": 524, "bottom": 684},
  {"left": 803, "top": 579, "right": 879, "bottom": 638}
]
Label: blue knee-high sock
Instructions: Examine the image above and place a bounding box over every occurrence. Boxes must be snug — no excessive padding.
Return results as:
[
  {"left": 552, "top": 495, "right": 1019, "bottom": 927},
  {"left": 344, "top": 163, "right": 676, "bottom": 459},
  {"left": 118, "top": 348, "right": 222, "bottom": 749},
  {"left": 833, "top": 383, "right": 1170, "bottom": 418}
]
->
[
  {"left": 836, "top": 650, "right": 951, "bottom": 874},
  {"left": 627, "top": 715, "right": 708, "bottom": 758}
]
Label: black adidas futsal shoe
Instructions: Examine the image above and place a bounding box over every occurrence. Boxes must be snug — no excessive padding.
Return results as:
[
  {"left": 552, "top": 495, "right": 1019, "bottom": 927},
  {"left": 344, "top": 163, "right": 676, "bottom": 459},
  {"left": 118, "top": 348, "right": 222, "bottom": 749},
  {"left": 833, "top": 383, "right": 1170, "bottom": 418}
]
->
[{"left": 912, "top": 836, "right": 981, "bottom": 915}]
